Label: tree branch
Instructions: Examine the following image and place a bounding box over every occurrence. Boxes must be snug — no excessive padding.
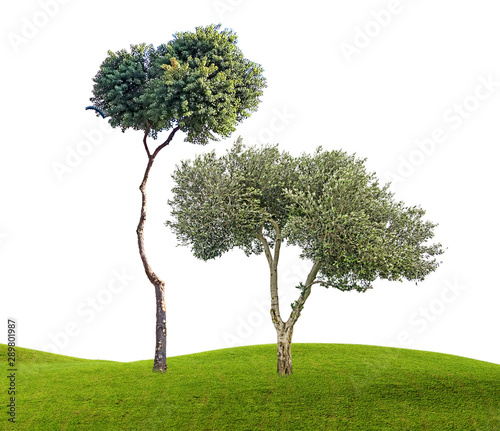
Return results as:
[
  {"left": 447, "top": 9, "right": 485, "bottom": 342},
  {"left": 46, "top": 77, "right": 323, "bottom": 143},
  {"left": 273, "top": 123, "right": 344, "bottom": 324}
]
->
[
  {"left": 269, "top": 219, "right": 282, "bottom": 267},
  {"left": 287, "top": 260, "right": 322, "bottom": 328},
  {"left": 304, "top": 279, "right": 330, "bottom": 289},
  {"left": 254, "top": 225, "right": 273, "bottom": 269},
  {"left": 254, "top": 224, "right": 283, "bottom": 330},
  {"left": 143, "top": 124, "right": 151, "bottom": 158},
  {"left": 152, "top": 126, "right": 180, "bottom": 159}
]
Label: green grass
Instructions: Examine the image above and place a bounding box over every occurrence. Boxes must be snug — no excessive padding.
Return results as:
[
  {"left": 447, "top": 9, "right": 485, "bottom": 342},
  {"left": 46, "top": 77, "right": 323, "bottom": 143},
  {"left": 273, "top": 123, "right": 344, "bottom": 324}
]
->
[{"left": 1, "top": 343, "right": 499, "bottom": 430}]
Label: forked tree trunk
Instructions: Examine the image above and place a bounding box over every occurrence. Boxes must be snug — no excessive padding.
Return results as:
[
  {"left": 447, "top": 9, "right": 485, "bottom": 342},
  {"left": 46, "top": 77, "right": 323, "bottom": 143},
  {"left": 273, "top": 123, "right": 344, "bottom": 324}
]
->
[
  {"left": 136, "top": 127, "right": 179, "bottom": 372},
  {"left": 276, "top": 326, "right": 294, "bottom": 376},
  {"left": 137, "top": 157, "right": 168, "bottom": 372},
  {"left": 256, "top": 222, "right": 321, "bottom": 376}
]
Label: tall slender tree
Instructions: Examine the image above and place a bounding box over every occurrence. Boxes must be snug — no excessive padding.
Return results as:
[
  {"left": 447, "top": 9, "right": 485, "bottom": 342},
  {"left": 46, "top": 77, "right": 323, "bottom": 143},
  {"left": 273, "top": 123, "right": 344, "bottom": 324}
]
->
[
  {"left": 88, "top": 25, "right": 266, "bottom": 372},
  {"left": 166, "top": 141, "right": 445, "bottom": 375}
]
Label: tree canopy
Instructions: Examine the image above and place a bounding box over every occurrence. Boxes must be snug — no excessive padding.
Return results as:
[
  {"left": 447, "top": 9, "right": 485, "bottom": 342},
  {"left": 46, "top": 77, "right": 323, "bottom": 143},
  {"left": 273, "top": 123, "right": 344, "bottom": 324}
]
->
[
  {"left": 88, "top": 25, "right": 266, "bottom": 372},
  {"left": 166, "top": 141, "right": 445, "bottom": 374},
  {"left": 167, "top": 141, "right": 444, "bottom": 292},
  {"left": 90, "top": 24, "right": 266, "bottom": 144}
]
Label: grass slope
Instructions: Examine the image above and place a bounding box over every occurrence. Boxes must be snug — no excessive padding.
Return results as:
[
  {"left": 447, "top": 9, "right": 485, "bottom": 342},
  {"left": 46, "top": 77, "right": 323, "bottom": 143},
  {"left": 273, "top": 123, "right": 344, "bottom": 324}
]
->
[{"left": 1, "top": 343, "right": 499, "bottom": 430}]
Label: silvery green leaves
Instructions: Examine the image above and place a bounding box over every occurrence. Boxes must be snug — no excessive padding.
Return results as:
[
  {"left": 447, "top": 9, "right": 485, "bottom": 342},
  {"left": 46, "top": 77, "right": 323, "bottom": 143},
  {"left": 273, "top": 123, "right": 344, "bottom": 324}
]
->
[
  {"left": 284, "top": 148, "right": 443, "bottom": 291},
  {"left": 167, "top": 142, "right": 444, "bottom": 291},
  {"left": 90, "top": 25, "right": 266, "bottom": 144},
  {"left": 167, "top": 142, "right": 444, "bottom": 375},
  {"left": 167, "top": 143, "right": 264, "bottom": 260}
]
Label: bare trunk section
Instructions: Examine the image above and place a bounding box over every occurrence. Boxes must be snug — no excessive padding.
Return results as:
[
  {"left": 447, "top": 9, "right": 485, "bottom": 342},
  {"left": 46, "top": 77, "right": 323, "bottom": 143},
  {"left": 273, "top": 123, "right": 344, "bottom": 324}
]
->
[
  {"left": 153, "top": 282, "right": 167, "bottom": 372},
  {"left": 136, "top": 127, "right": 179, "bottom": 373},
  {"left": 276, "top": 326, "right": 293, "bottom": 375}
]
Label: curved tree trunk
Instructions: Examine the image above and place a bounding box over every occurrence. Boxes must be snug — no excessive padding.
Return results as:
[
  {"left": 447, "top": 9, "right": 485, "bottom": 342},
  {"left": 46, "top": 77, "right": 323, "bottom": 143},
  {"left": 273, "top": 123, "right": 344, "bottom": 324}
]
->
[
  {"left": 136, "top": 127, "right": 179, "bottom": 372},
  {"left": 137, "top": 156, "right": 168, "bottom": 372}
]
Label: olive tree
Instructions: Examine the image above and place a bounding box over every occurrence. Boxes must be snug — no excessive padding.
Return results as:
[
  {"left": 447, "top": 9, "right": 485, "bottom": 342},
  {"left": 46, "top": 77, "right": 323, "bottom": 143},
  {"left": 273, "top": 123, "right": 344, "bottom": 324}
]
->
[
  {"left": 166, "top": 141, "right": 444, "bottom": 375},
  {"left": 88, "top": 25, "right": 266, "bottom": 372}
]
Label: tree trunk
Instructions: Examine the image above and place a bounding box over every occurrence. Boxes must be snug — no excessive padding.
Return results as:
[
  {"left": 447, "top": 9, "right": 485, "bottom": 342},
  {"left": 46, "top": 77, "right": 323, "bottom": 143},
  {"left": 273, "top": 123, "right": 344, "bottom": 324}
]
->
[
  {"left": 276, "top": 326, "right": 294, "bottom": 376},
  {"left": 275, "top": 261, "right": 321, "bottom": 376},
  {"left": 256, "top": 224, "right": 321, "bottom": 376},
  {"left": 153, "top": 281, "right": 167, "bottom": 372},
  {"left": 137, "top": 157, "right": 168, "bottom": 372},
  {"left": 136, "top": 127, "right": 179, "bottom": 373}
]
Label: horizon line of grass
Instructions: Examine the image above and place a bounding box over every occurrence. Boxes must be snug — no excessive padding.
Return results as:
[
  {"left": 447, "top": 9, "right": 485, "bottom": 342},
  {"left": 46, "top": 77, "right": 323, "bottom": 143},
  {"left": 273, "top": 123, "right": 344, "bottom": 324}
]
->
[
  {"left": 1, "top": 343, "right": 499, "bottom": 430},
  {"left": 3, "top": 342, "right": 499, "bottom": 366}
]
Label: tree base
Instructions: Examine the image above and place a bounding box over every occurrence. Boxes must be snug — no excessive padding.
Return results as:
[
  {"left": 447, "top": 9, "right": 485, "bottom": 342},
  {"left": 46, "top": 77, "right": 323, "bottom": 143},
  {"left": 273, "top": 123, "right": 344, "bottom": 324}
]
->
[
  {"left": 276, "top": 329, "right": 293, "bottom": 376},
  {"left": 152, "top": 364, "right": 167, "bottom": 373}
]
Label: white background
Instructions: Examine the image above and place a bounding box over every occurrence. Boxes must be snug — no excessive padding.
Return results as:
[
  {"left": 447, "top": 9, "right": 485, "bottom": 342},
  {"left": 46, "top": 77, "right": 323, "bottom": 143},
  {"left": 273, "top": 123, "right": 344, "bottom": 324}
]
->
[{"left": 1, "top": 0, "right": 499, "bottom": 365}]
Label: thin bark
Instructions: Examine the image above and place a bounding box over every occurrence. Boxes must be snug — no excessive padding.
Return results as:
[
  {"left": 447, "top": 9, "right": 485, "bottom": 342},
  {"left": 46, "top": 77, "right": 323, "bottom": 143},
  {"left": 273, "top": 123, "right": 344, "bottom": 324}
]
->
[
  {"left": 152, "top": 127, "right": 180, "bottom": 158},
  {"left": 255, "top": 226, "right": 273, "bottom": 267},
  {"left": 269, "top": 219, "right": 282, "bottom": 267},
  {"left": 287, "top": 260, "right": 321, "bottom": 328},
  {"left": 255, "top": 225, "right": 282, "bottom": 331},
  {"left": 143, "top": 123, "right": 152, "bottom": 158},
  {"left": 136, "top": 126, "right": 179, "bottom": 372}
]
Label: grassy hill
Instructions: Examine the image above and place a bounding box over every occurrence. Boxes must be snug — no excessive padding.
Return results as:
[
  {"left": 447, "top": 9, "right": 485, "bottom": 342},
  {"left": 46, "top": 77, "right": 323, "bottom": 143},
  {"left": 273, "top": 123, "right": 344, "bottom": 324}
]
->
[{"left": 1, "top": 343, "right": 499, "bottom": 430}]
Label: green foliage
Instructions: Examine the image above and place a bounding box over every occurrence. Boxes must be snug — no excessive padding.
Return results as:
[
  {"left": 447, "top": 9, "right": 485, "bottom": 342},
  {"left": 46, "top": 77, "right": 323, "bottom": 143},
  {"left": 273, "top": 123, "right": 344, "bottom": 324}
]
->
[
  {"left": 166, "top": 141, "right": 263, "bottom": 259},
  {"left": 284, "top": 147, "right": 444, "bottom": 291},
  {"left": 167, "top": 139, "right": 296, "bottom": 259},
  {"left": 5, "top": 343, "right": 500, "bottom": 430},
  {"left": 167, "top": 142, "right": 444, "bottom": 291},
  {"left": 90, "top": 25, "right": 266, "bottom": 144}
]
